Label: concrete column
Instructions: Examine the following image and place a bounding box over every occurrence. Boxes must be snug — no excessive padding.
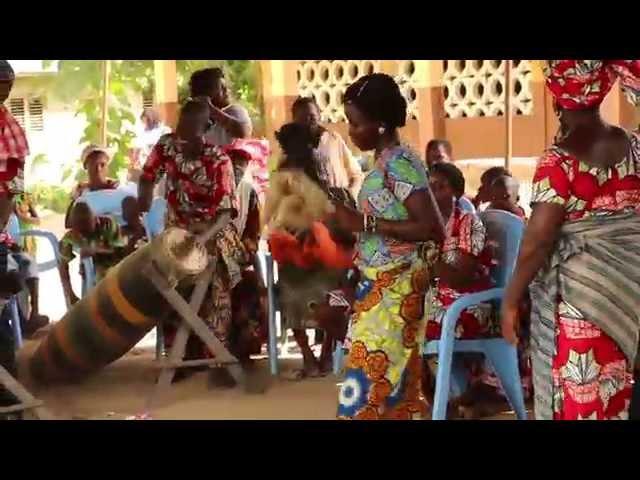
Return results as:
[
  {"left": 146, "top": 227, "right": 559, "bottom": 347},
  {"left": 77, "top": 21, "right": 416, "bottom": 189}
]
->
[
  {"left": 153, "top": 60, "right": 179, "bottom": 129},
  {"left": 259, "top": 60, "right": 299, "bottom": 160},
  {"left": 413, "top": 61, "right": 446, "bottom": 157}
]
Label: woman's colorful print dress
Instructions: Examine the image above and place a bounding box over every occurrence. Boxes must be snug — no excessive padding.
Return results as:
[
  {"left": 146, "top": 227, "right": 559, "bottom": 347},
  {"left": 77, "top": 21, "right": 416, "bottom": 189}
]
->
[{"left": 337, "top": 145, "right": 430, "bottom": 420}]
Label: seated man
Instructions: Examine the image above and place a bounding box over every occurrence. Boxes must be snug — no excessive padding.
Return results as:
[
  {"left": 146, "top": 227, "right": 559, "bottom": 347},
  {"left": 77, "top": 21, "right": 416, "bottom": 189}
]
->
[
  {"left": 59, "top": 202, "right": 126, "bottom": 305},
  {"left": 425, "top": 139, "right": 453, "bottom": 170}
]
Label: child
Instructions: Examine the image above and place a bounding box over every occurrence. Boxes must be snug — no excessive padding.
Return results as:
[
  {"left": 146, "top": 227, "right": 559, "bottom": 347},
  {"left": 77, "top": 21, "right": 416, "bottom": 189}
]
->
[
  {"left": 120, "top": 196, "right": 148, "bottom": 255},
  {"left": 59, "top": 202, "right": 126, "bottom": 305},
  {"left": 14, "top": 192, "right": 40, "bottom": 257},
  {"left": 265, "top": 123, "right": 355, "bottom": 379},
  {"left": 487, "top": 175, "right": 527, "bottom": 220}
]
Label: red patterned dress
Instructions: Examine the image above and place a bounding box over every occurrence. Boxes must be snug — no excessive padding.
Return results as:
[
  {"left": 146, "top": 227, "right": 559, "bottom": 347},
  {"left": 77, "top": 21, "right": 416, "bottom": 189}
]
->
[
  {"left": 425, "top": 206, "right": 497, "bottom": 341},
  {"left": 425, "top": 206, "right": 533, "bottom": 400},
  {"left": 530, "top": 132, "right": 640, "bottom": 420},
  {"left": 0, "top": 105, "right": 28, "bottom": 197},
  {"left": 142, "top": 133, "right": 249, "bottom": 360}
]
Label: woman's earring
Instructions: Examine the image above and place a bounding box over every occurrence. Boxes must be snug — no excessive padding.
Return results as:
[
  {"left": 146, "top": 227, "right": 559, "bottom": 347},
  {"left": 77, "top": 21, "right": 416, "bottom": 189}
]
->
[{"left": 378, "top": 125, "right": 386, "bottom": 136}]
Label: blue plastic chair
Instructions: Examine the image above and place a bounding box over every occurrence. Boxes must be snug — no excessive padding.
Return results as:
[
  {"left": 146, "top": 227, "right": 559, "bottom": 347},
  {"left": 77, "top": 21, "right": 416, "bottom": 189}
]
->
[
  {"left": 143, "top": 197, "right": 167, "bottom": 240},
  {"left": 458, "top": 196, "right": 476, "bottom": 214},
  {"left": 256, "top": 249, "right": 280, "bottom": 376},
  {"left": 5, "top": 215, "right": 24, "bottom": 348},
  {"left": 6, "top": 216, "right": 66, "bottom": 349},
  {"left": 424, "top": 209, "right": 527, "bottom": 420},
  {"left": 74, "top": 187, "right": 140, "bottom": 295}
]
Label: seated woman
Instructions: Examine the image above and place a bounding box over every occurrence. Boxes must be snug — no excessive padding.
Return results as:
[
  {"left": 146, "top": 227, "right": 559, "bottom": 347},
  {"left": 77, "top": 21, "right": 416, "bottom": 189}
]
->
[
  {"left": 224, "top": 138, "right": 270, "bottom": 365},
  {"left": 424, "top": 163, "right": 530, "bottom": 418},
  {"left": 264, "top": 122, "right": 355, "bottom": 379},
  {"left": 65, "top": 144, "right": 119, "bottom": 228},
  {"left": 59, "top": 202, "right": 126, "bottom": 305}
]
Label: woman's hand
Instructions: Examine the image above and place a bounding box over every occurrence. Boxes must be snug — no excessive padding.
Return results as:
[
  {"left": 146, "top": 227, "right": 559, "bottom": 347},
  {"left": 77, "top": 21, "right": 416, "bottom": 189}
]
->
[
  {"left": 501, "top": 296, "right": 520, "bottom": 345},
  {"left": 331, "top": 202, "right": 363, "bottom": 233}
]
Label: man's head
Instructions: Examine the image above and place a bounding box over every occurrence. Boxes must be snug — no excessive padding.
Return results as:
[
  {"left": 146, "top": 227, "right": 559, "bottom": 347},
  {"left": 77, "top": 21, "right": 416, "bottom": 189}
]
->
[
  {"left": 141, "top": 107, "right": 161, "bottom": 131},
  {"left": 176, "top": 101, "right": 210, "bottom": 141},
  {"left": 0, "top": 60, "right": 15, "bottom": 104},
  {"left": 122, "top": 196, "right": 141, "bottom": 225},
  {"left": 292, "top": 96, "right": 321, "bottom": 132},
  {"left": 425, "top": 139, "right": 452, "bottom": 169},
  {"left": 189, "top": 67, "right": 229, "bottom": 108},
  {"left": 489, "top": 175, "right": 520, "bottom": 207},
  {"left": 70, "top": 202, "right": 96, "bottom": 236},
  {"left": 477, "top": 166, "right": 512, "bottom": 204}
]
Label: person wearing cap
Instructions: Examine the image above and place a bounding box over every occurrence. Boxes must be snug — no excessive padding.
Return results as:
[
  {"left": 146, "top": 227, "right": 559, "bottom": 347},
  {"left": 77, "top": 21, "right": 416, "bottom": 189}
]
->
[
  {"left": 64, "top": 144, "right": 119, "bottom": 228},
  {"left": 72, "top": 144, "right": 119, "bottom": 201},
  {"left": 0, "top": 60, "right": 26, "bottom": 201},
  {"left": 0, "top": 60, "right": 49, "bottom": 339},
  {"left": 502, "top": 60, "right": 640, "bottom": 421}
]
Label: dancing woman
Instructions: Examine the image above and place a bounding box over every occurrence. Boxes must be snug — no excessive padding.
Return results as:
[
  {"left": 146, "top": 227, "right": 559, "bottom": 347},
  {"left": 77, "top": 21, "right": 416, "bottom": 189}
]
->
[{"left": 330, "top": 73, "right": 444, "bottom": 420}]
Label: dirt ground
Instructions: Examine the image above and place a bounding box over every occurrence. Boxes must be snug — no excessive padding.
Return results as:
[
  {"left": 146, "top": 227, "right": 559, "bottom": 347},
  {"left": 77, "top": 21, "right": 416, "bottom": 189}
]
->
[
  {"left": 15, "top": 211, "right": 529, "bottom": 421},
  {"left": 16, "top": 334, "right": 529, "bottom": 421}
]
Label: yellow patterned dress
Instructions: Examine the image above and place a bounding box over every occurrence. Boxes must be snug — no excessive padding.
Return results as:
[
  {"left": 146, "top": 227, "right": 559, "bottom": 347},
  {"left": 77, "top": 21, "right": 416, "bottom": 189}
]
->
[{"left": 337, "top": 145, "right": 432, "bottom": 420}]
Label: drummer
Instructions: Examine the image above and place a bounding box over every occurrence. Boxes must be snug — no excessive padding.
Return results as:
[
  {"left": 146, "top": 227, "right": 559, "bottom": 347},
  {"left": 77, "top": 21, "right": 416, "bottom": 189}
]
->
[{"left": 138, "top": 101, "right": 265, "bottom": 390}]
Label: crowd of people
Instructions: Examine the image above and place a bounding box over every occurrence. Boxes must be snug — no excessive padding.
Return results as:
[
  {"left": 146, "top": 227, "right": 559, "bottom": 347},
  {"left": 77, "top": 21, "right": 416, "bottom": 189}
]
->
[{"left": 1, "top": 59, "right": 640, "bottom": 421}]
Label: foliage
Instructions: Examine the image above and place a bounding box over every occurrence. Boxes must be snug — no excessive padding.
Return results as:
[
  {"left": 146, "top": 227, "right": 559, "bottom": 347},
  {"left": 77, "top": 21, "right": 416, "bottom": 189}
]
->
[
  {"left": 27, "top": 183, "right": 71, "bottom": 214},
  {"left": 44, "top": 60, "right": 263, "bottom": 183},
  {"left": 28, "top": 153, "right": 49, "bottom": 176}
]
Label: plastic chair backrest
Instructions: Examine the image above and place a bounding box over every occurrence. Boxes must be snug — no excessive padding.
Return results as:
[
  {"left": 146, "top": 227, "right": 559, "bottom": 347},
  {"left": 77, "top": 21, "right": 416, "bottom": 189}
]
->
[
  {"left": 6, "top": 213, "right": 20, "bottom": 240},
  {"left": 77, "top": 186, "right": 137, "bottom": 226},
  {"left": 479, "top": 209, "right": 524, "bottom": 288},
  {"left": 458, "top": 196, "right": 476, "bottom": 214},
  {"left": 143, "top": 197, "right": 167, "bottom": 239}
]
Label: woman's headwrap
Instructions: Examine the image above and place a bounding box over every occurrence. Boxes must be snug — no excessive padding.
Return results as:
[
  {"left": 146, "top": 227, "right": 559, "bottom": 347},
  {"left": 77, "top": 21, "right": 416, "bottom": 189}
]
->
[
  {"left": 0, "top": 61, "right": 15, "bottom": 82},
  {"left": 543, "top": 60, "right": 640, "bottom": 110}
]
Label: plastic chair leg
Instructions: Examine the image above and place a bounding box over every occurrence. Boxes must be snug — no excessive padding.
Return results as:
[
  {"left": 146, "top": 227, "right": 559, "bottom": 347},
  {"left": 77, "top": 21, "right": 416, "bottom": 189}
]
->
[
  {"left": 265, "top": 253, "right": 279, "bottom": 376},
  {"left": 432, "top": 333, "right": 455, "bottom": 420},
  {"left": 482, "top": 340, "right": 527, "bottom": 420},
  {"left": 333, "top": 341, "right": 345, "bottom": 376},
  {"left": 450, "top": 356, "right": 470, "bottom": 399},
  {"left": 9, "top": 298, "right": 23, "bottom": 350},
  {"left": 155, "top": 323, "right": 166, "bottom": 360}
]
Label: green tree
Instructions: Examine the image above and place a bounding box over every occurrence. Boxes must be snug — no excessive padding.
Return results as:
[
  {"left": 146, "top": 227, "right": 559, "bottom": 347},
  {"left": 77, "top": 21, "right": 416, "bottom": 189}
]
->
[{"left": 45, "top": 60, "right": 262, "bottom": 185}]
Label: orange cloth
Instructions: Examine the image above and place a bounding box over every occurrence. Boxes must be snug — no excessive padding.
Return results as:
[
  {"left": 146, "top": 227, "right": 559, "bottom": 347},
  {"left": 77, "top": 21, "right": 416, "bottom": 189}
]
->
[{"left": 269, "top": 221, "right": 353, "bottom": 270}]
